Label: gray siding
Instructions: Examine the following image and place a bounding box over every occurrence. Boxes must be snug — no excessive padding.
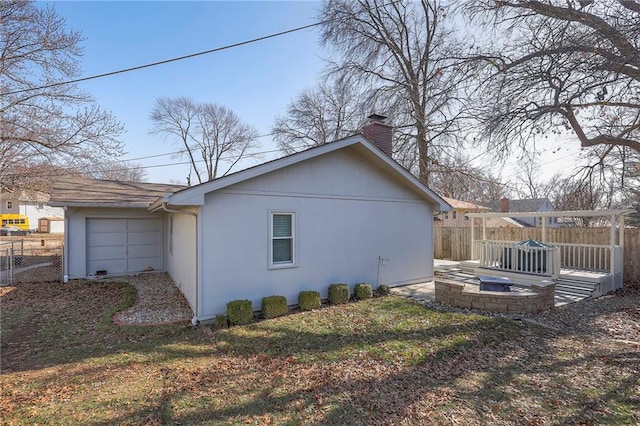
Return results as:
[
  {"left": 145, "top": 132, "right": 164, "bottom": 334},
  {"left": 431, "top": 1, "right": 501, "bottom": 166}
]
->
[
  {"left": 165, "top": 210, "right": 197, "bottom": 313},
  {"left": 196, "top": 148, "right": 434, "bottom": 319}
]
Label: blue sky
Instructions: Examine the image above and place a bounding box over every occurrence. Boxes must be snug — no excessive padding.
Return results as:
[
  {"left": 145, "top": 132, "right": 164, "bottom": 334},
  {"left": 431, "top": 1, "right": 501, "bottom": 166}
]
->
[{"left": 47, "top": 1, "right": 326, "bottom": 184}]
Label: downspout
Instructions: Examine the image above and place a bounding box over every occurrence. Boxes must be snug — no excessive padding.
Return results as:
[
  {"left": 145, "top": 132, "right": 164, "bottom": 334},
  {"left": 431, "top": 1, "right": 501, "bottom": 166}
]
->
[
  {"left": 63, "top": 206, "right": 69, "bottom": 283},
  {"left": 159, "top": 202, "right": 199, "bottom": 326}
]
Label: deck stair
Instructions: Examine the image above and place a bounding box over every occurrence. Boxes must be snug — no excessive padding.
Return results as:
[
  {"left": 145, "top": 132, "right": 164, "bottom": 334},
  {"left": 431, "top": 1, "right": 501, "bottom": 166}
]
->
[{"left": 458, "top": 260, "right": 478, "bottom": 276}]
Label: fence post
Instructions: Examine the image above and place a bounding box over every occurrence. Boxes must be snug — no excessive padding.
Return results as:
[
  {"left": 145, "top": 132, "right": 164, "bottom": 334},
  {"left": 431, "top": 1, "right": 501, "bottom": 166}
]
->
[{"left": 8, "top": 246, "right": 14, "bottom": 285}]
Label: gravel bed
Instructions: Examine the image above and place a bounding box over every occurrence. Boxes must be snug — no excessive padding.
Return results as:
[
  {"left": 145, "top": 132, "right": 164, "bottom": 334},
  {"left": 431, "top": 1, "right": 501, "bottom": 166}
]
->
[{"left": 114, "top": 272, "right": 193, "bottom": 325}]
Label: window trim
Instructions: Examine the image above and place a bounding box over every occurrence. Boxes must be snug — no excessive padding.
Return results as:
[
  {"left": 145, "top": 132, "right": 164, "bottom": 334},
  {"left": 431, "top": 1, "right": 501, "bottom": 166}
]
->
[
  {"left": 269, "top": 211, "right": 296, "bottom": 269},
  {"left": 6, "top": 201, "right": 13, "bottom": 209}
]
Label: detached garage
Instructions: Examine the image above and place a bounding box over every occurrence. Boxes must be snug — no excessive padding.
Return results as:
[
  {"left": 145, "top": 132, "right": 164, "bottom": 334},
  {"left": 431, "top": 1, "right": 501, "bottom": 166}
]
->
[{"left": 49, "top": 178, "right": 184, "bottom": 280}]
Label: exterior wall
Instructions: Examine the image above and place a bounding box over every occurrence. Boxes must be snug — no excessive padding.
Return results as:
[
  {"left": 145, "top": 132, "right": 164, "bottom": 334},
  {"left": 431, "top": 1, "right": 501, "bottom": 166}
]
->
[
  {"left": 22, "top": 203, "right": 64, "bottom": 230},
  {"left": 436, "top": 209, "right": 485, "bottom": 227},
  {"left": 196, "top": 149, "right": 435, "bottom": 319},
  {"left": 0, "top": 194, "right": 20, "bottom": 214},
  {"left": 164, "top": 210, "right": 197, "bottom": 314},
  {"left": 65, "top": 207, "right": 164, "bottom": 279}
]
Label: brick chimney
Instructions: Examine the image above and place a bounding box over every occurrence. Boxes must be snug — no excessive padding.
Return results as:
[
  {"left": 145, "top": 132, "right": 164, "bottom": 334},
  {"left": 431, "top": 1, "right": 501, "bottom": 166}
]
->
[
  {"left": 362, "top": 113, "right": 393, "bottom": 157},
  {"left": 500, "top": 197, "right": 509, "bottom": 212}
]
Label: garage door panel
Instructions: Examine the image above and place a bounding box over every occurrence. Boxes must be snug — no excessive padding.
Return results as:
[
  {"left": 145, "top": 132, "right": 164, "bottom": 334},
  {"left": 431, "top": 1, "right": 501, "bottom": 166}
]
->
[
  {"left": 127, "top": 257, "right": 162, "bottom": 272},
  {"left": 127, "top": 231, "right": 160, "bottom": 245},
  {"left": 87, "top": 232, "right": 126, "bottom": 247},
  {"left": 128, "top": 219, "right": 161, "bottom": 232},
  {"left": 127, "top": 244, "right": 161, "bottom": 258},
  {"left": 87, "top": 218, "right": 126, "bottom": 233},
  {"left": 88, "top": 259, "right": 127, "bottom": 275},
  {"left": 87, "top": 245, "right": 127, "bottom": 260}
]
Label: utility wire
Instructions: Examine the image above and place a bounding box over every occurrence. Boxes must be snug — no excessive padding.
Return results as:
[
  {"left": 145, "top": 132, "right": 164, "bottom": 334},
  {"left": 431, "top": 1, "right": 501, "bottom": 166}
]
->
[
  {"left": 101, "top": 132, "right": 276, "bottom": 164},
  {"left": 1, "top": 22, "right": 326, "bottom": 97}
]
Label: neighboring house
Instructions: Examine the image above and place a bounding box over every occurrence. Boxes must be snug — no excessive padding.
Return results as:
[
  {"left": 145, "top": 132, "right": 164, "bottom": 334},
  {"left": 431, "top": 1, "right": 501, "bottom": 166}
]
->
[
  {"left": 50, "top": 118, "right": 451, "bottom": 323},
  {"left": 435, "top": 197, "right": 490, "bottom": 227},
  {"left": 487, "top": 197, "right": 557, "bottom": 228},
  {"left": 0, "top": 190, "right": 64, "bottom": 230}
]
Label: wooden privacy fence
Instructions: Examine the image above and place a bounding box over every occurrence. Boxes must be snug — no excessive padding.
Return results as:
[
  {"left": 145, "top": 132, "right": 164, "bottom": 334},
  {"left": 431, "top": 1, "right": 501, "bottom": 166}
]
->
[{"left": 434, "top": 227, "right": 640, "bottom": 283}]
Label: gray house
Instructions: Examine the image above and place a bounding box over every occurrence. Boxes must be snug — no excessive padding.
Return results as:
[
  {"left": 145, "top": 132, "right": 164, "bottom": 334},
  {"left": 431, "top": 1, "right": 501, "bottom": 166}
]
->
[
  {"left": 489, "top": 197, "right": 557, "bottom": 227},
  {"left": 51, "top": 120, "right": 450, "bottom": 323}
]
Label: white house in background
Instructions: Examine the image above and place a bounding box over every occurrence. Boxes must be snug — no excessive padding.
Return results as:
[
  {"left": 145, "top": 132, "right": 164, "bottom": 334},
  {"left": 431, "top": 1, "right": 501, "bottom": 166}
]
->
[
  {"left": 50, "top": 117, "right": 451, "bottom": 323},
  {"left": 0, "top": 190, "right": 64, "bottom": 230}
]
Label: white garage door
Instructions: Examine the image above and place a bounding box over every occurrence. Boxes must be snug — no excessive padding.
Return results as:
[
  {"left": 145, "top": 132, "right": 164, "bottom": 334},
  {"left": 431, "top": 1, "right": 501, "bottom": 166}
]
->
[{"left": 86, "top": 218, "right": 162, "bottom": 276}]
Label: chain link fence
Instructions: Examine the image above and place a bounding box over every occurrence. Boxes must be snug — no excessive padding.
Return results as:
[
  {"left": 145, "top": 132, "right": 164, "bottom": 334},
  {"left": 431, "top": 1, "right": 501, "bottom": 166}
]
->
[{"left": 1, "top": 238, "right": 63, "bottom": 286}]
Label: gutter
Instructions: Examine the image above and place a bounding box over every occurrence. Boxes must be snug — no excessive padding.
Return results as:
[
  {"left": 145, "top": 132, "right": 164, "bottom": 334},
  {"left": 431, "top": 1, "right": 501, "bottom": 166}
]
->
[{"left": 156, "top": 201, "right": 200, "bottom": 326}]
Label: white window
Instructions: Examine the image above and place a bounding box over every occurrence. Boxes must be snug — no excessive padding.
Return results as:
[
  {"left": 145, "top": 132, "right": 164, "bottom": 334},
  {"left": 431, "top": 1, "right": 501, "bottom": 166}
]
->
[
  {"left": 6, "top": 201, "right": 12, "bottom": 209},
  {"left": 270, "top": 212, "right": 295, "bottom": 268}
]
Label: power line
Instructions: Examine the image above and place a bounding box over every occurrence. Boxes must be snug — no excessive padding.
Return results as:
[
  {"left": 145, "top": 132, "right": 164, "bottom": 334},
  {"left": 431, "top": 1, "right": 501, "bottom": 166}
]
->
[
  {"left": 1, "top": 22, "right": 326, "bottom": 97},
  {"left": 109, "top": 132, "right": 276, "bottom": 164}
]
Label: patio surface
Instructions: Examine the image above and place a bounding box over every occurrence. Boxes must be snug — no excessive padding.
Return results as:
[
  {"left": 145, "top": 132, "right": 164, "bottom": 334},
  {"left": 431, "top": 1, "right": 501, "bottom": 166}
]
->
[{"left": 392, "top": 260, "right": 591, "bottom": 307}]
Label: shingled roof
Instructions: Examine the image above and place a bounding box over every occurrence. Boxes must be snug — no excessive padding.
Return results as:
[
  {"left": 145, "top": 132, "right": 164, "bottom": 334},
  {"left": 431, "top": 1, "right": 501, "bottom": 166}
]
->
[
  {"left": 487, "top": 198, "right": 552, "bottom": 213},
  {"left": 441, "top": 196, "right": 489, "bottom": 211},
  {"left": 49, "top": 177, "right": 185, "bottom": 208}
]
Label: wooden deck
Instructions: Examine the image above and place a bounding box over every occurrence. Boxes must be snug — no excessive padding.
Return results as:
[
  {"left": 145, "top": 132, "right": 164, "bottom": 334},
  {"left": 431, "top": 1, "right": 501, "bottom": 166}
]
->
[{"left": 435, "top": 260, "right": 613, "bottom": 306}]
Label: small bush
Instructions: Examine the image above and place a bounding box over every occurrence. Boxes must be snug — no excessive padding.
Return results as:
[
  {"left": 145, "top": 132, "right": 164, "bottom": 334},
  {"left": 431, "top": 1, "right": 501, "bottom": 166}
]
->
[
  {"left": 376, "top": 284, "right": 391, "bottom": 296},
  {"left": 354, "top": 283, "right": 373, "bottom": 300},
  {"left": 328, "top": 283, "right": 350, "bottom": 304},
  {"left": 227, "top": 299, "right": 253, "bottom": 325},
  {"left": 212, "top": 314, "right": 228, "bottom": 329},
  {"left": 298, "top": 291, "right": 321, "bottom": 311},
  {"left": 262, "top": 295, "right": 288, "bottom": 319}
]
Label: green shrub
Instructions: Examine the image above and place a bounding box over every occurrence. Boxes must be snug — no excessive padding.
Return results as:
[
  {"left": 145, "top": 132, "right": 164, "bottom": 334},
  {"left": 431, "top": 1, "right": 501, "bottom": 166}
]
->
[
  {"left": 298, "top": 290, "right": 321, "bottom": 311},
  {"left": 227, "top": 300, "right": 253, "bottom": 325},
  {"left": 328, "top": 283, "right": 350, "bottom": 304},
  {"left": 212, "top": 314, "right": 228, "bottom": 329},
  {"left": 262, "top": 295, "right": 288, "bottom": 319},
  {"left": 354, "top": 283, "right": 373, "bottom": 300},
  {"left": 376, "top": 284, "right": 391, "bottom": 296}
]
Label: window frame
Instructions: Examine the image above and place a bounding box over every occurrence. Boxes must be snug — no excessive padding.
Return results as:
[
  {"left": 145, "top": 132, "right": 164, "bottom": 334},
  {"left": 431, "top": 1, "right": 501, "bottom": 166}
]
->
[
  {"left": 6, "top": 201, "right": 12, "bottom": 209},
  {"left": 269, "top": 211, "right": 296, "bottom": 269}
]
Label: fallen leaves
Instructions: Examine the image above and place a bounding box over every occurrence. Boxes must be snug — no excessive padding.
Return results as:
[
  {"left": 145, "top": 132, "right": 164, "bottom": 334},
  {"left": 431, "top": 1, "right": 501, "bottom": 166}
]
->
[{"left": 1, "top": 281, "right": 639, "bottom": 425}]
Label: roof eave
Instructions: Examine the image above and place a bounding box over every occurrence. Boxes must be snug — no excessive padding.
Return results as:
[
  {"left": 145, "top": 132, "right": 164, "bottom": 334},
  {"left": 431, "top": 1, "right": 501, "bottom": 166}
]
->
[{"left": 49, "top": 202, "right": 154, "bottom": 209}]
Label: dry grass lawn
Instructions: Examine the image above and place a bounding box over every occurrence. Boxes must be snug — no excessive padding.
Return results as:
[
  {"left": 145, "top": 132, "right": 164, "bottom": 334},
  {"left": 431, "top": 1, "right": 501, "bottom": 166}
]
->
[{"left": 1, "top": 279, "right": 638, "bottom": 425}]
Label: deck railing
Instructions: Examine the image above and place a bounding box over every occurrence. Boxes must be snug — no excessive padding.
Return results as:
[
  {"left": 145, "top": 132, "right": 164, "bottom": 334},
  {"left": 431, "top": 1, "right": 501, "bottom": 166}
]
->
[
  {"left": 473, "top": 239, "right": 618, "bottom": 277},
  {"left": 476, "top": 240, "right": 561, "bottom": 278},
  {"left": 553, "top": 242, "right": 610, "bottom": 271}
]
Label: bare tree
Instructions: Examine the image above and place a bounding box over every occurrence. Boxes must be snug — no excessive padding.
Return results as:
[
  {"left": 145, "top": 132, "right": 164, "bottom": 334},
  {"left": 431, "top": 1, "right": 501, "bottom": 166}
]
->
[
  {"left": 0, "top": 0, "right": 124, "bottom": 189},
  {"left": 467, "top": 0, "right": 640, "bottom": 157},
  {"left": 428, "top": 152, "right": 508, "bottom": 203},
  {"left": 150, "top": 97, "right": 260, "bottom": 184},
  {"left": 273, "top": 78, "right": 368, "bottom": 154},
  {"left": 90, "top": 161, "right": 147, "bottom": 182},
  {"left": 320, "top": 0, "right": 474, "bottom": 184}
]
